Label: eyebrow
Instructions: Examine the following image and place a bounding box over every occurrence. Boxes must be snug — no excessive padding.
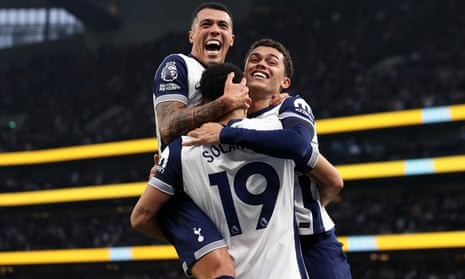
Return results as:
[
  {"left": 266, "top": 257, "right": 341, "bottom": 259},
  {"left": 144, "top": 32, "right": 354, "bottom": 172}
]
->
[
  {"left": 199, "top": 18, "right": 230, "bottom": 26},
  {"left": 249, "top": 52, "right": 281, "bottom": 60},
  {"left": 268, "top": 53, "right": 280, "bottom": 60}
]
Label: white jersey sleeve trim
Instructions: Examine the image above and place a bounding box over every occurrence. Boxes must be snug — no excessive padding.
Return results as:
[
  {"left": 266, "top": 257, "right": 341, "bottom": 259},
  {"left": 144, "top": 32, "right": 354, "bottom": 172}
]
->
[
  {"left": 154, "top": 94, "right": 188, "bottom": 106},
  {"left": 194, "top": 239, "right": 228, "bottom": 260},
  {"left": 148, "top": 176, "right": 175, "bottom": 195},
  {"left": 308, "top": 151, "right": 320, "bottom": 169}
]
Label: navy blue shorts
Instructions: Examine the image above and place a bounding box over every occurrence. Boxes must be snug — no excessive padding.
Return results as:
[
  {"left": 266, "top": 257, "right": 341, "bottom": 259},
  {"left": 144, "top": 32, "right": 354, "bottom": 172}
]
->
[
  {"left": 158, "top": 193, "right": 227, "bottom": 274},
  {"left": 300, "top": 229, "right": 352, "bottom": 279}
]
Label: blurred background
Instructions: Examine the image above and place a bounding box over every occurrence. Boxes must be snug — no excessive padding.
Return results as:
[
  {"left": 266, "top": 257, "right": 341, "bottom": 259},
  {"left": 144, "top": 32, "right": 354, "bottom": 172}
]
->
[{"left": 1, "top": 0, "right": 465, "bottom": 278}]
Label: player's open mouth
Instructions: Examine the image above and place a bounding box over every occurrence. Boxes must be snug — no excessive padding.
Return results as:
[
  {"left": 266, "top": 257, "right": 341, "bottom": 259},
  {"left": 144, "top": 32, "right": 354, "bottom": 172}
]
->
[
  {"left": 205, "top": 40, "right": 221, "bottom": 54},
  {"left": 252, "top": 71, "right": 268, "bottom": 79}
]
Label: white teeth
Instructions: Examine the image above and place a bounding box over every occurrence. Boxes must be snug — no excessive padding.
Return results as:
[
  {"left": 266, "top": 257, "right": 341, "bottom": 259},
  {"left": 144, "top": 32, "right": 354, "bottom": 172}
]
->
[
  {"left": 206, "top": 40, "right": 220, "bottom": 46},
  {"left": 253, "top": 72, "right": 267, "bottom": 79}
]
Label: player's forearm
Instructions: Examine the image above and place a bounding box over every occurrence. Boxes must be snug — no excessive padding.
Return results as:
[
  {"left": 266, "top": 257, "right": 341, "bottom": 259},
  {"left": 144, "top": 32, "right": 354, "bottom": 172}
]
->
[
  {"left": 158, "top": 100, "right": 227, "bottom": 143},
  {"left": 138, "top": 220, "right": 167, "bottom": 241},
  {"left": 314, "top": 176, "right": 342, "bottom": 206},
  {"left": 131, "top": 207, "right": 167, "bottom": 241},
  {"left": 220, "top": 124, "right": 315, "bottom": 163},
  {"left": 307, "top": 155, "right": 344, "bottom": 206}
]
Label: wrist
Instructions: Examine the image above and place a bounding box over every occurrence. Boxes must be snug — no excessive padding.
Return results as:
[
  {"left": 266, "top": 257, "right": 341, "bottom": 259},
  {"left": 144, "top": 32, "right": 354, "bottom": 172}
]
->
[{"left": 219, "top": 95, "right": 234, "bottom": 111}]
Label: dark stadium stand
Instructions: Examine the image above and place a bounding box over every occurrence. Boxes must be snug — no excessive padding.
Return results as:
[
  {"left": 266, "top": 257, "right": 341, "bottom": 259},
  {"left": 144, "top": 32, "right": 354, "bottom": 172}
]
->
[{"left": 2, "top": 0, "right": 465, "bottom": 278}]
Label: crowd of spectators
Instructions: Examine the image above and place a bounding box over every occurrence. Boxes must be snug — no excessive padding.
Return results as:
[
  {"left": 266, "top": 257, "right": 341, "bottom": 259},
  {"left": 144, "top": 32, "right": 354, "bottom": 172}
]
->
[
  {"left": 1, "top": 0, "right": 465, "bottom": 153},
  {"left": 2, "top": 0, "right": 465, "bottom": 278}
]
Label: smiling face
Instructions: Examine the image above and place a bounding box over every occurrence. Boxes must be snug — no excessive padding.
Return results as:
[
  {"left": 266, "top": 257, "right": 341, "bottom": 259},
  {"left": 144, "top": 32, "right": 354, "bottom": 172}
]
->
[
  {"left": 245, "top": 46, "right": 291, "bottom": 97},
  {"left": 189, "top": 8, "right": 235, "bottom": 66}
]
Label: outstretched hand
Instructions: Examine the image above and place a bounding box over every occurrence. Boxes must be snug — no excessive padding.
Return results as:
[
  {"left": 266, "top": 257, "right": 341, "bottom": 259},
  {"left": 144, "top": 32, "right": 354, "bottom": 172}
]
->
[{"left": 183, "top": 122, "right": 224, "bottom": 146}]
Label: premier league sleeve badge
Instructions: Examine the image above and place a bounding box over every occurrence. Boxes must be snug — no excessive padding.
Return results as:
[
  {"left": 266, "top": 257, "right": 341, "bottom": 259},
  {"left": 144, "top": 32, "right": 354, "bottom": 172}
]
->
[{"left": 161, "top": 61, "right": 178, "bottom": 82}]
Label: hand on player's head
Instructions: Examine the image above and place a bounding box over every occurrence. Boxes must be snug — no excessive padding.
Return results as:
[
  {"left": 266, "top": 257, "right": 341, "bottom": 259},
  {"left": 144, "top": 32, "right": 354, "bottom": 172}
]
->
[
  {"left": 200, "top": 63, "right": 250, "bottom": 111},
  {"left": 223, "top": 72, "right": 250, "bottom": 111}
]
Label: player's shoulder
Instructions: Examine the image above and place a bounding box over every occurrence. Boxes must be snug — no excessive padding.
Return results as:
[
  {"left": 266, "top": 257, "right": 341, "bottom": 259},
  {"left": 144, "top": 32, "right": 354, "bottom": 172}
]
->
[
  {"left": 161, "top": 53, "right": 204, "bottom": 73},
  {"left": 280, "top": 94, "right": 315, "bottom": 121},
  {"left": 282, "top": 94, "right": 311, "bottom": 107},
  {"left": 158, "top": 137, "right": 183, "bottom": 170},
  {"left": 162, "top": 53, "right": 187, "bottom": 62},
  {"left": 162, "top": 53, "right": 202, "bottom": 66}
]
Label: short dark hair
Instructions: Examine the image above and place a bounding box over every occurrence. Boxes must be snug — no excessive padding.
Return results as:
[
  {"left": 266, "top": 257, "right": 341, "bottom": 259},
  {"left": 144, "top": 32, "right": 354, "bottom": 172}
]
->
[
  {"left": 200, "top": 63, "right": 243, "bottom": 102},
  {"left": 191, "top": 2, "right": 233, "bottom": 26},
  {"left": 245, "top": 38, "right": 294, "bottom": 78}
]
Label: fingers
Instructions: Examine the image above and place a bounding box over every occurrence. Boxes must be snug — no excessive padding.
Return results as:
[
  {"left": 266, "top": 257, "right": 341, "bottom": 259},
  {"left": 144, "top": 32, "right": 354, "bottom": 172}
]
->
[
  {"left": 149, "top": 153, "right": 160, "bottom": 180},
  {"left": 245, "top": 96, "right": 251, "bottom": 109},
  {"left": 153, "top": 153, "right": 159, "bottom": 164},
  {"left": 182, "top": 138, "right": 200, "bottom": 146},
  {"left": 186, "top": 129, "right": 197, "bottom": 137},
  {"left": 225, "top": 72, "right": 235, "bottom": 86}
]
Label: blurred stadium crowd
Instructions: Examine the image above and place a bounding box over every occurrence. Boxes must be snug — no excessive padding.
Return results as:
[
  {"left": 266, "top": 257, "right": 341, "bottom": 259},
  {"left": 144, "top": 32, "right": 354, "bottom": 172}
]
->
[
  {"left": 1, "top": 0, "right": 465, "bottom": 278},
  {"left": 1, "top": 0, "right": 465, "bottom": 152}
]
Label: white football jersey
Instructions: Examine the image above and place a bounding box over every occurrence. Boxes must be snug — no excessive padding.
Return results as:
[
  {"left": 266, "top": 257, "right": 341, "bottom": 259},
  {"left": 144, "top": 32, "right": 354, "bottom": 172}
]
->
[
  {"left": 151, "top": 117, "right": 308, "bottom": 279},
  {"left": 251, "top": 96, "right": 335, "bottom": 235}
]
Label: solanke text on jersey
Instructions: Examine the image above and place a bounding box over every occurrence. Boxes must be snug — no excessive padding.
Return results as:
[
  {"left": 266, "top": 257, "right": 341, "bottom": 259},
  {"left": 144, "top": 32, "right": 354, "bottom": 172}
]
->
[{"left": 201, "top": 143, "right": 248, "bottom": 163}]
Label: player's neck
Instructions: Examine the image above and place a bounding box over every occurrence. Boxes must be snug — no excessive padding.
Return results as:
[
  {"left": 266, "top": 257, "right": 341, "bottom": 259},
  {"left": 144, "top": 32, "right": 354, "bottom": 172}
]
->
[
  {"left": 248, "top": 89, "right": 278, "bottom": 113},
  {"left": 248, "top": 96, "right": 273, "bottom": 114}
]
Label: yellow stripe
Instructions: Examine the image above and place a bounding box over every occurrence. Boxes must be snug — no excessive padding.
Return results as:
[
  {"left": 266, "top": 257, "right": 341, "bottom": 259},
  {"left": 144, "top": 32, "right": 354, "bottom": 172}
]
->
[
  {"left": 0, "top": 138, "right": 157, "bottom": 166},
  {"left": 338, "top": 236, "right": 349, "bottom": 251},
  {"left": 336, "top": 160, "right": 405, "bottom": 180},
  {"left": 0, "top": 247, "right": 110, "bottom": 265},
  {"left": 376, "top": 231, "right": 465, "bottom": 250},
  {"left": 433, "top": 155, "right": 465, "bottom": 174},
  {"left": 131, "top": 245, "right": 178, "bottom": 260},
  {"left": 1, "top": 232, "right": 465, "bottom": 265},
  {"left": 0, "top": 182, "right": 146, "bottom": 206},
  {"left": 316, "top": 109, "right": 422, "bottom": 134},
  {"left": 451, "top": 104, "right": 465, "bottom": 120},
  {"left": 0, "top": 246, "right": 177, "bottom": 265}
]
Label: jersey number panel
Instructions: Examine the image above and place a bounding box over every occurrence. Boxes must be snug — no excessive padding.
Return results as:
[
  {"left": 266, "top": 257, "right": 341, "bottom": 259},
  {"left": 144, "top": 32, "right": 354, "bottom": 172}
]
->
[{"left": 208, "top": 162, "right": 280, "bottom": 237}]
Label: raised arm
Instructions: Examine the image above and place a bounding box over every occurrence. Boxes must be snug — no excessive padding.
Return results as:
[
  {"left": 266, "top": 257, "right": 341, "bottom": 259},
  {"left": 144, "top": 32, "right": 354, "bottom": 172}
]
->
[
  {"left": 156, "top": 100, "right": 227, "bottom": 145},
  {"left": 157, "top": 72, "right": 250, "bottom": 145}
]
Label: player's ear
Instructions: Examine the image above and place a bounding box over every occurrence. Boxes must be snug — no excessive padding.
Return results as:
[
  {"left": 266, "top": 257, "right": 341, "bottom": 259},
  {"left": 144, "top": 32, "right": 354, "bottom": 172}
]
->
[
  {"left": 188, "top": 30, "right": 193, "bottom": 44},
  {"left": 280, "top": 77, "right": 291, "bottom": 90},
  {"left": 230, "top": 34, "right": 236, "bottom": 47}
]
